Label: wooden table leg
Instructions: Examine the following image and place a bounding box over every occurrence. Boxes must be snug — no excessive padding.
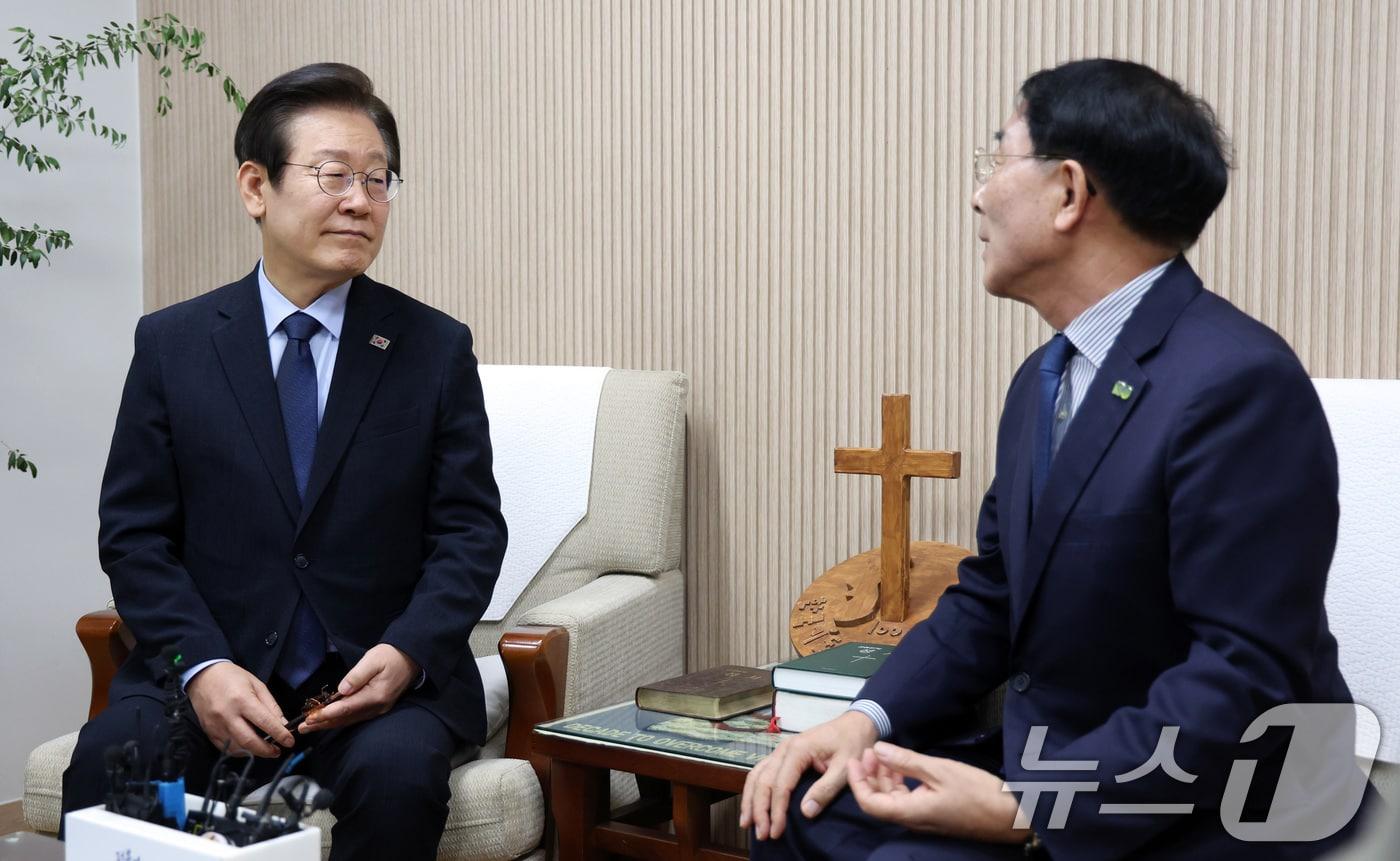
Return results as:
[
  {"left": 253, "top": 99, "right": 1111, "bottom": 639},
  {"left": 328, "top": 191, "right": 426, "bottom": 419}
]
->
[
  {"left": 672, "top": 783, "right": 710, "bottom": 861},
  {"left": 551, "top": 759, "right": 610, "bottom": 861}
]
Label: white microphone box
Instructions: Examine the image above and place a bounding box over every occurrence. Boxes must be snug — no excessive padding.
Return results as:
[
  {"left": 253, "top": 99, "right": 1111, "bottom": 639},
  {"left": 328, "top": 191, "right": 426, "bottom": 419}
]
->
[{"left": 64, "top": 795, "right": 320, "bottom": 860}]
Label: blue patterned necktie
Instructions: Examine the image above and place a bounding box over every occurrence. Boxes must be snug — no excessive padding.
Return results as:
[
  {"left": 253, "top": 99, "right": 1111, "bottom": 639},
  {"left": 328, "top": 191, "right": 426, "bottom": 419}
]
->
[
  {"left": 275, "top": 311, "right": 327, "bottom": 688},
  {"left": 1032, "top": 333, "right": 1075, "bottom": 508}
]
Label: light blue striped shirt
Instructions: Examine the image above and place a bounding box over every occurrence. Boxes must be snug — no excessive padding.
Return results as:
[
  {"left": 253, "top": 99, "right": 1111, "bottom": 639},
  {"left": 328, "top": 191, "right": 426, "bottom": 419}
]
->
[
  {"left": 258, "top": 260, "right": 350, "bottom": 423},
  {"left": 848, "top": 259, "right": 1173, "bottom": 740},
  {"left": 1051, "top": 259, "right": 1171, "bottom": 454}
]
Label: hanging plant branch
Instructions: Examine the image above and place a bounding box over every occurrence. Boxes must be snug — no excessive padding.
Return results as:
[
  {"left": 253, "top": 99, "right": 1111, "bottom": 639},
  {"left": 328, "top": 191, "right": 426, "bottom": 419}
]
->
[
  {"left": 0, "top": 13, "right": 245, "bottom": 268},
  {"left": 4, "top": 443, "right": 38, "bottom": 478},
  {"left": 2, "top": 14, "right": 243, "bottom": 478}
]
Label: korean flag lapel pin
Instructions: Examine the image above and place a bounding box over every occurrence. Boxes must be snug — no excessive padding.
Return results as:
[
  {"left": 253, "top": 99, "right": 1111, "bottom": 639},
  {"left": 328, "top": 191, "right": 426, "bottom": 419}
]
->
[
  {"left": 369, "top": 334, "right": 391, "bottom": 350},
  {"left": 1110, "top": 380, "right": 1134, "bottom": 400}
]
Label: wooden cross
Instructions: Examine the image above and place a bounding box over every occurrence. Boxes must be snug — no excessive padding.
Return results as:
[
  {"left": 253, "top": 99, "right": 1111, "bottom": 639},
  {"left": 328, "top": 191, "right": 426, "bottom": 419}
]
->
[{"left": 834, "top": 394, "right": 960, "bottom": 622}]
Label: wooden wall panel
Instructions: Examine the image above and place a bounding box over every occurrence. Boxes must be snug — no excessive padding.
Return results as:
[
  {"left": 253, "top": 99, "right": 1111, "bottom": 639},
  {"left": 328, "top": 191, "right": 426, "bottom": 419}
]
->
[{"left": 140, "top": 0, "right": 1399, "bottom": 671}]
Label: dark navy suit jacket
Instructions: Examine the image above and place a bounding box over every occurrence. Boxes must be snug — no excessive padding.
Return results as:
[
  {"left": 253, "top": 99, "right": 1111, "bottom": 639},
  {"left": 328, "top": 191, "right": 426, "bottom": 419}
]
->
[
  {"left": 98, "top": 268, "right": 507, "bottom": 744},
  {"left": 861, "top": 257, "right": 1359, "bottom": 858}
]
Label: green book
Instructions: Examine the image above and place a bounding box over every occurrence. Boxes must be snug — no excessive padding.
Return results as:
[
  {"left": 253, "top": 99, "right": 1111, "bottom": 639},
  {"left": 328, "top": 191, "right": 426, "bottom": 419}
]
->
[{"left": 771, "top": 642, "right": 894, "bottom": 699}]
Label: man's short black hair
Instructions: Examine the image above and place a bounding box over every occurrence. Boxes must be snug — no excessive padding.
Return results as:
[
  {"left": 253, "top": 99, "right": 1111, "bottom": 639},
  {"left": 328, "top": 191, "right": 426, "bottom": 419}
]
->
[
  {"left": 1019, "top": 58, "right": 1230, "bottom": 251},
  {"left": 234, "top": 62, "right": 400, "bottom": 184}
]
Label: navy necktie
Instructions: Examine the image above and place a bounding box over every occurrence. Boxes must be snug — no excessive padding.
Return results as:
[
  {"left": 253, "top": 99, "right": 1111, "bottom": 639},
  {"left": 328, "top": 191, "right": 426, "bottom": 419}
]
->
[
  {"left": 275, "top": 311, "right": 327, "bottom": 688},
  {"left": 1032, "top": 333, "right": 1075, "bottom": 507}
]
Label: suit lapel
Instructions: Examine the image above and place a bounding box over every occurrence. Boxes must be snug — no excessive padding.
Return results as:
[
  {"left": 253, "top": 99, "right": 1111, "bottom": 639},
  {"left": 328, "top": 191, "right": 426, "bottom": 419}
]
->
[
  {"left": 1005, "top": 389, "right": 1037, "bottom": 625},
  {"left": 1010, "top": 256, "right": 1203, "bottom": 639},
  {"left": 296, "top": 275, "right": 399, "bottom": 535},
  {"left": 211, "top": 269, "right": 301, "bottom": 521},
  {"left": 1012, "top": 346, "right": 1147, "bottom": 636}
]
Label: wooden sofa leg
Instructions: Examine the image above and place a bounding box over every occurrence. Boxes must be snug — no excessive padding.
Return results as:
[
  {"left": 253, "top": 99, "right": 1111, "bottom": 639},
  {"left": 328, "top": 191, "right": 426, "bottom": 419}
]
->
[
  {"left": 77, "top": 610, "right": 132, "bottom": 720},
  {"left": 499, "top": 626, "right": 569, "bottom": 796}
]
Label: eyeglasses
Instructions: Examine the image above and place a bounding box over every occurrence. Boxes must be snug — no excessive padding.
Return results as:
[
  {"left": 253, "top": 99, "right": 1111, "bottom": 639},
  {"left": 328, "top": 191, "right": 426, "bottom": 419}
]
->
[
  {"left": 284, "top": 160, "right": 404, "bottom": 203},
  {"left": 973, "top": 146, "right": 1097, "bottom": 195}
]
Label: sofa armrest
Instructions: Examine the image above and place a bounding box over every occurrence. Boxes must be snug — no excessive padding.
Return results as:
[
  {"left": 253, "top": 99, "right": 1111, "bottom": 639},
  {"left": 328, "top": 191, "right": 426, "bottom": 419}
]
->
[
  {"left": 498, "top": 625, "right": 569, "bottom": 793},
  {"left": 517, "top": 569, "right": 685, "bottom": 717},
  {"left": 77, "top": 609, "right": 133, "bottom": 719}
]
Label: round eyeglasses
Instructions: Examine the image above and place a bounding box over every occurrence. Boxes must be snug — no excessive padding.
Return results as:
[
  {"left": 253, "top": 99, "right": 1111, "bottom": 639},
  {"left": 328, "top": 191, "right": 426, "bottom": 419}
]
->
[{"left": 284, "top": 160, "right": 404, "bottom": 203}]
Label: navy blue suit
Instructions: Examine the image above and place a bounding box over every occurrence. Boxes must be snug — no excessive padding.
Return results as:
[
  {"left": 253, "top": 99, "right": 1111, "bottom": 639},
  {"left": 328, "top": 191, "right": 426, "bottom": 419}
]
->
[
  {"left": 763, "top": 258, "right": 1368, "bottom": 859},
  {"left": 64, "top": 268, "right": 507, "bottom": 859}
]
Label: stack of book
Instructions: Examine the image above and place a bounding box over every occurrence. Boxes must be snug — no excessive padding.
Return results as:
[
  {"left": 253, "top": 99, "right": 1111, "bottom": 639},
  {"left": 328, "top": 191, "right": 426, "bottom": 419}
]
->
[{"left": 771, "top": 642, "right": 894, "bottom": 733}]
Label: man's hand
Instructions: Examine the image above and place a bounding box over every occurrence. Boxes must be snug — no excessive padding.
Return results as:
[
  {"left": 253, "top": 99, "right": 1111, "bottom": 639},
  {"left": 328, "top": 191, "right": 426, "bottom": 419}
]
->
[
  {"left": 298, "top": 643, "right": 420, "bottom": 733},
  {"left": 846, "top": 742, "right": 1026, "bottom": 843},
  {"left": 186, "top": 662, "right": 295, "bottom": 757},
  {"left": 740, "top": 710, "right": 880, "bottom": 841}
]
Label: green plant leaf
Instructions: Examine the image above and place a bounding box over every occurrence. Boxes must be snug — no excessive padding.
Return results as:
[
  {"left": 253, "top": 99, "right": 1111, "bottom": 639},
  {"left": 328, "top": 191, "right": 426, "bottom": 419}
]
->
[{"left": 2, "top": 14, "right": 243, "bottom": 268}]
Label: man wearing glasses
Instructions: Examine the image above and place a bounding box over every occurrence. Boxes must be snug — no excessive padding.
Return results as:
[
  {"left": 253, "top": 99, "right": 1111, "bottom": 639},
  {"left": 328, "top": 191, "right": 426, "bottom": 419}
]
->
[
  {"left": 62, "top": 63, "right": 507, "bottom": 861},
  {"left": 744, "top": 58, "right": 1372, "bottom": 859}
]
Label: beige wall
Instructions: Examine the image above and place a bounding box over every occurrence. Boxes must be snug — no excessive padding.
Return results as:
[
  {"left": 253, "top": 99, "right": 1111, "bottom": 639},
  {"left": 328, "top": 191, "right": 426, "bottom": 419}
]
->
[{"left": 139, "top": 1, "right": 1399, "bottom": 673}]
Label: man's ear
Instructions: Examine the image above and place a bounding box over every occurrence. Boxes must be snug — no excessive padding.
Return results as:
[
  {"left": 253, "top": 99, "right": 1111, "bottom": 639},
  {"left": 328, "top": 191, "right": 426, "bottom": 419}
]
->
[
  {"left": 1052, "top": 160, "right": 1093, "bottom": 233},
  {"left": 237, "top": 161, "right": 269, "bottom": 223}
]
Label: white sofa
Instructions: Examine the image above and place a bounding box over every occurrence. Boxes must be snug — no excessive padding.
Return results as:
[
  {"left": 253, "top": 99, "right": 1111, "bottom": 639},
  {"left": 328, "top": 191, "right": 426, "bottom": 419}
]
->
[{"left": 23, "top": 367, "right": 689, "bottom": 861}]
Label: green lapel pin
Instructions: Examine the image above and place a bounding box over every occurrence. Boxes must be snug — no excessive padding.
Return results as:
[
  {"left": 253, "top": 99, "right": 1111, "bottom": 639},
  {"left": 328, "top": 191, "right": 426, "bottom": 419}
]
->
[{"left": 1111, "top": 380, "right": 1134, "bottom": 400}]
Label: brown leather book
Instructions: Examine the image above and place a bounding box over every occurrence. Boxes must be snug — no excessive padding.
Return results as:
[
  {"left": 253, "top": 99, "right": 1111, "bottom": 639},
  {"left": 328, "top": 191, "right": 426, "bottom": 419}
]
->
[{"left": 636, "top": 665, "right": 774, "bottom": 720}]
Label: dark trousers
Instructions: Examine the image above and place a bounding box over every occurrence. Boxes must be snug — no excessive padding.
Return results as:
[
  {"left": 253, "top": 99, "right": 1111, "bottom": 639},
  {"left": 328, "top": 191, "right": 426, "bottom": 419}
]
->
[
  {"left": 749, "top": 768, "right": 1023, "bottom": 860},
  {"left": 749, "top": 734, "right": 1022, "bottom": 861},
  {"left": 62, "top": 658, "right": 459, "bottom": 861},
  {"left": 748, "top": 753, "right": 1380, "bottom": 860}
]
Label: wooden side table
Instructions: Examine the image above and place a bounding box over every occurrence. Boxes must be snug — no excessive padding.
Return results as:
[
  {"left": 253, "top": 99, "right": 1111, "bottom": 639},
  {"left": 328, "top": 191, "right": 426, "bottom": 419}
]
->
[{"left": 535, "top": 704, "right": 780, "bottom": 860}]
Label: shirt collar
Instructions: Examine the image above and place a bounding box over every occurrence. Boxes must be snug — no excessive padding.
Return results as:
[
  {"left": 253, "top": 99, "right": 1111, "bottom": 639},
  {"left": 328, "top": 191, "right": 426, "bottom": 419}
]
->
[
  {"left": 257, "top": 259, "right": 351, "bottom": 340},
  {"left": 1061, "top": 259, "right": 1173, "bottom": 370}
]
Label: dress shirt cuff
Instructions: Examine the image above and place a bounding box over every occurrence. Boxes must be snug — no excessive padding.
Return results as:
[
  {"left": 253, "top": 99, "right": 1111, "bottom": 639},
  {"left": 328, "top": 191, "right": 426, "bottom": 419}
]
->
[
  {"left": 848, "top": 699, "right": 892, "bottom": 739},
  {"left": 181, "top": 658, "right": 230, "bottom": 691}
]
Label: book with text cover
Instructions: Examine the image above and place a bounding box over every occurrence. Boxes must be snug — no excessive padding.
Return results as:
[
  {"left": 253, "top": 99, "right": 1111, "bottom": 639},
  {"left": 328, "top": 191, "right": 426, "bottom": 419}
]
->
[
  {"left": 537, "top": 702, "right": 785, "bottom": 768},
  {"left": 636, "top": 665, "right": 774, "bottom": 720},
  {"left": 771, "top": 642, "right": 894, "bottom": 698}
]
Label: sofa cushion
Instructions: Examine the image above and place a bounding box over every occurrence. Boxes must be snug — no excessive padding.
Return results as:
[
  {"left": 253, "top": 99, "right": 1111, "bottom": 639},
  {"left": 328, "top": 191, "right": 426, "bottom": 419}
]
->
[
  {"left": 21, "top": 731, "right": 73, "bottom": 833},
  {"left": 25, "top": 730, "right": 543, "bottom": 860},
  {"left": 255, "top": 754, "right": 545, "bottom": 861}
]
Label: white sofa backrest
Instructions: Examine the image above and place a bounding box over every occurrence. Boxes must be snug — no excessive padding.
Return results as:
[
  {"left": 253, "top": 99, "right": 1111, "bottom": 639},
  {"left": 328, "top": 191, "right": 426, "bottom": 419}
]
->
[{"left": 470, "top": 368, "right": 688, "bottom": 657}]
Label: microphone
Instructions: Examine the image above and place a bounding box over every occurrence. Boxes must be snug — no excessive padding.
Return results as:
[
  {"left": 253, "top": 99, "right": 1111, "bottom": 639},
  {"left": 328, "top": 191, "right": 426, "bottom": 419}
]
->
[
  {"left": 254, "top": 751, "right": 305, "bottom": 820},
  {"left": 283, "top": 780, "right": 310, "bottom": 831},
  {"left": 201, "top": 742, "right": 234, "bottom": 820},
  {"left": 252, "top": 751, "right": 306, "bottom": 839},
  {"left": 102, "top": 745, "right": 127, "bottom": 809},
  {"left": 223, "top": 754, "right": 260, "bottom": 818},
  {"left": 278, "top": 776, "right": 333, "bottom": 833}
]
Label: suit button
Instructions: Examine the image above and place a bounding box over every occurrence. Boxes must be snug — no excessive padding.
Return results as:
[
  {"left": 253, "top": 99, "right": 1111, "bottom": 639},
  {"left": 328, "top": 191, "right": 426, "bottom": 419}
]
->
[
  {"left": 293, "top": 554, "right": 309, "bottom": 569},
  {"left": 1011, "top": 672, "right": 1031, "bottom": 693},
  {"left": 265, "top": 631, "right": 278, "bottom": 646}
]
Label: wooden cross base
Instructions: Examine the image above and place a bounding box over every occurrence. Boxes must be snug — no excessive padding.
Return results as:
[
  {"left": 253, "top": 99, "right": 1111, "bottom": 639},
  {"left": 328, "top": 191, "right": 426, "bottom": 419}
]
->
[{"left": 788, "top": 540, "right": 970, "bottom": 656}]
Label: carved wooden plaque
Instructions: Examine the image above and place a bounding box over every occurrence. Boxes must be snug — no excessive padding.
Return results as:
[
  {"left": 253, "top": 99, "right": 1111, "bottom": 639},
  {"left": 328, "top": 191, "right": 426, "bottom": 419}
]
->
[{"left": 788, "top": 540, "right": 967, "bottom": 656}]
